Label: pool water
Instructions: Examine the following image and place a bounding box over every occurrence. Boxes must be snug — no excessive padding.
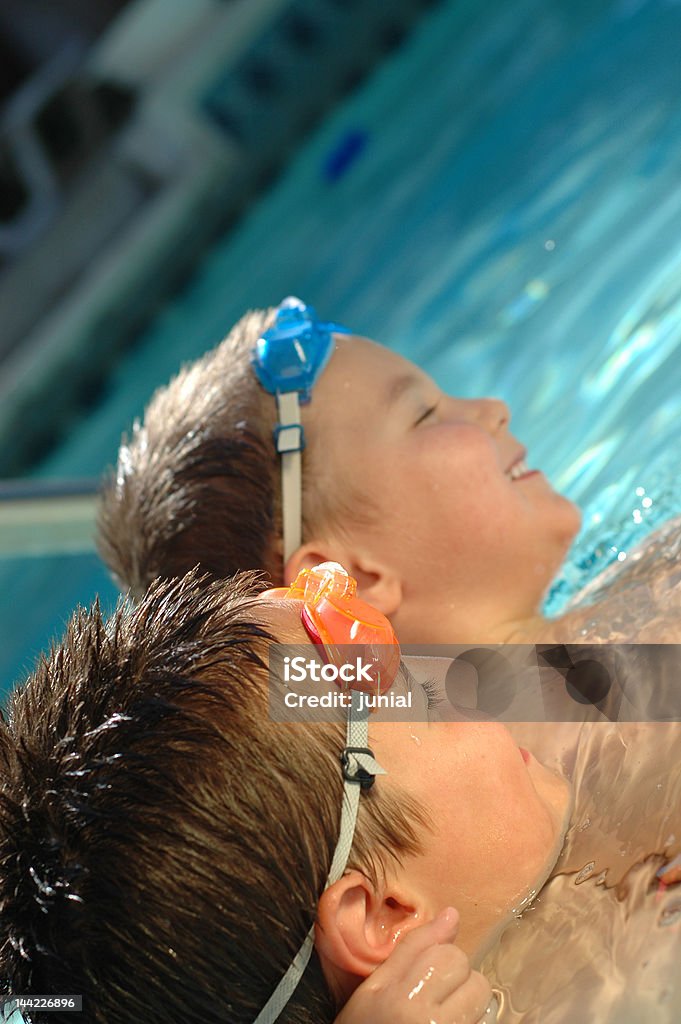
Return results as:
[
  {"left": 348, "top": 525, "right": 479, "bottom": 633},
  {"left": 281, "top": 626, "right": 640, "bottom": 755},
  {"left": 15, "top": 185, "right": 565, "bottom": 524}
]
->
[
  {"left": 3, "top": 0, "right": 681, "bottom": 689},
  {"left": 485, "top": 721, "right": 681, "bottom": 1021}
]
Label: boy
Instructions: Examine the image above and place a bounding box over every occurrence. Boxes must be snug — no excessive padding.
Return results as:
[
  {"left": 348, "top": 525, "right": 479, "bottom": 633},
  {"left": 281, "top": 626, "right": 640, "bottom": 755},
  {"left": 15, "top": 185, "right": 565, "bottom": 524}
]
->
[
  {"left": 99, "top": 297, "right": 681, "bottom": 644},
  {"left": 0, "top": 566, "right": 572, "bottom": 1022},
  {"left": 97, "top": 297, "right": 583, "bottom": 646}
]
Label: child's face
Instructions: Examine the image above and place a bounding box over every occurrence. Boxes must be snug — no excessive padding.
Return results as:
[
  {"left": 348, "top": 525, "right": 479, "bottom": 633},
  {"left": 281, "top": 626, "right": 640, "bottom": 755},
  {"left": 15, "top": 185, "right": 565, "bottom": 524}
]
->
[
  {"left": 369, "top": 716, "right": 571, "bottom": 959},
  {"left": 302, "top": 336, "right": 581, "bottom": 640},
  {"left": 261, "top": 598, "right": 571, "bottom": 960}
]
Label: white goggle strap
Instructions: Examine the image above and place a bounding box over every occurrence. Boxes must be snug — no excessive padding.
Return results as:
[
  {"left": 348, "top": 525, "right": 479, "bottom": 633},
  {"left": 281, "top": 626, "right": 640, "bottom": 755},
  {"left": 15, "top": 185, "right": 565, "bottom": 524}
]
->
[
  {"left": 253, "top": 692, "right": 386, "bottom": 1024},
  {"left": 275, "top": 391, "right": 304, "bottom": 564},
  {"left": 1, "top": 1005, "right": 26, "bottom": 1024}
]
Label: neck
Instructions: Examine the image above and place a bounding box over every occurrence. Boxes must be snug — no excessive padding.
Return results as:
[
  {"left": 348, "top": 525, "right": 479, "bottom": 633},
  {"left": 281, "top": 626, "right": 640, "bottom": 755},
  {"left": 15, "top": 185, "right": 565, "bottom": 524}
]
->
[
  {"left": 394, "top": 599, "right": 558, "bottom": 646},
  {"left": 491, "top": 614, "right": 559, "bottom": 645}
]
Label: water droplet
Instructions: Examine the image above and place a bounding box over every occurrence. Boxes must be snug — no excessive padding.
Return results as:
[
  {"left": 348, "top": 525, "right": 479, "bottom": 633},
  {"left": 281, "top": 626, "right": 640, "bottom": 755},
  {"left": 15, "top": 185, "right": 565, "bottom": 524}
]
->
[
  {"left": 578, "top": 817, "right": 592, "bottom": 832},
  {"left": 408, "top": 979, "right": 425, "bottom": 1000},
  {"left": 575, "top": 861, "right": 596, "bottom": 884},
  {"left": 659, "top": 901, "right": 681, "bottom": 928},
  {"left": 407, "top": 965, "right": 435, "bottom": 1001},
  {"left": 410, "top": 733, "right": 422, "bottom": 747}
]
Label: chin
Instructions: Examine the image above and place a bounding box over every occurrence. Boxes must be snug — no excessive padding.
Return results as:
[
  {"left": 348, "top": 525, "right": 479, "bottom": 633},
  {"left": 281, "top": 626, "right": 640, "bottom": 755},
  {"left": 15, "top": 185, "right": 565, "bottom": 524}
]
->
[
  {"left": 532, "top": 761, "right": 573, "bottom": 848},
  {"left": 543, "top": 498, "right": 582, "bottom": 581},
  {"left": 555, "top": 491, "right": 582, "bottom": 539}
]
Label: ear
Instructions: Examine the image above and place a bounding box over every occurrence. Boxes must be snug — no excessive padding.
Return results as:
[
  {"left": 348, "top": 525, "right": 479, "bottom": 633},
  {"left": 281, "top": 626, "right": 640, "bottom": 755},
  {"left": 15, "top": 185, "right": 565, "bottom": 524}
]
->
[
  {"left": 284, "top": 541, "right": 342, "bottom": 585},
  {"left": 314, "top": 870, "right": 422, "bottom": 1000},
  {"left": 285, "top": 544, "right": 403, "bottom": 618}
]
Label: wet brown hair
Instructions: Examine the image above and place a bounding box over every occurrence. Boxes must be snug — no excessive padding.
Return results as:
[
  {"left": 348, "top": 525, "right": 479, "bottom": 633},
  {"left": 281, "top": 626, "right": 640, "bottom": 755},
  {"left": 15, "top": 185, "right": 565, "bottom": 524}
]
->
[
  {"left": 98, "top": 309, "right": 283, "bottom": 600},
  {"left": 0, "top": 571, "right": 426, "bottom": 1023}
]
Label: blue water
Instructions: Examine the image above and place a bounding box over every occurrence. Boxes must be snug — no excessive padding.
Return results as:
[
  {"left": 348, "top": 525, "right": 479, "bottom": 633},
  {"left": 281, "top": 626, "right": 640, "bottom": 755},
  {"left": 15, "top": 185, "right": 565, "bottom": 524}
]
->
[{"left": 3, "top": 0, "right": 681, "bottom": 694}]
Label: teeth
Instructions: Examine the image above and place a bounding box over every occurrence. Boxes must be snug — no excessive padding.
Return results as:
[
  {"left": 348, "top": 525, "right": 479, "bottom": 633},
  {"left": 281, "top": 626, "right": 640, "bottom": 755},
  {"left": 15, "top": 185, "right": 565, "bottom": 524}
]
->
[{"left": 508, "top": 459, "right": 529, "bottom": 480}]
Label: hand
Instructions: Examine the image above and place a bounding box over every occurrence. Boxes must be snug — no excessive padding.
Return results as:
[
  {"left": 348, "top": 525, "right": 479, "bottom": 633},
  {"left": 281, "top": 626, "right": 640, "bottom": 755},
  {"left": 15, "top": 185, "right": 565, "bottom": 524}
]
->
[{"left": 334, "top": 907, "right": 494, "bottom": 1024}]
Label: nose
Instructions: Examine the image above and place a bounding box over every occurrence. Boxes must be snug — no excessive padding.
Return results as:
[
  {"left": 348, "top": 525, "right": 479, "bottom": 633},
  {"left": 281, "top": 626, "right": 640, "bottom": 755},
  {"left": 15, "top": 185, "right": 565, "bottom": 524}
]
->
[{"left": 467, "top": 397, "right": 510, "bottom": 434}]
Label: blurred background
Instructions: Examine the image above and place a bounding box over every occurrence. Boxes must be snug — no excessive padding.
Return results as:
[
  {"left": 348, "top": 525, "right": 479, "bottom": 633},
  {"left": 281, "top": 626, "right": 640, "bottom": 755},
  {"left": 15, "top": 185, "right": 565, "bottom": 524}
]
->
[{"left": 2, "top": 0, "right": 681, "bottom": 698}]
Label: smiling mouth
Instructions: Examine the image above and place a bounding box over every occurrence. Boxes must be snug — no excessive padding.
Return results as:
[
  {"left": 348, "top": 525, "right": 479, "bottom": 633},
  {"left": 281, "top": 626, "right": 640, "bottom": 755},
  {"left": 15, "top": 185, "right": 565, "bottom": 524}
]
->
[{"left": 506, "top": 457, "right": 535, "bottom": 481}]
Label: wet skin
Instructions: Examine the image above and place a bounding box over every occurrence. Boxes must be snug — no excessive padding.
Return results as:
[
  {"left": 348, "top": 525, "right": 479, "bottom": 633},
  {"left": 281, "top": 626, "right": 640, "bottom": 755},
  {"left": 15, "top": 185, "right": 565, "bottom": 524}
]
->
[{"left": 293, "top": 335, "right": 582, "bottom": 644}]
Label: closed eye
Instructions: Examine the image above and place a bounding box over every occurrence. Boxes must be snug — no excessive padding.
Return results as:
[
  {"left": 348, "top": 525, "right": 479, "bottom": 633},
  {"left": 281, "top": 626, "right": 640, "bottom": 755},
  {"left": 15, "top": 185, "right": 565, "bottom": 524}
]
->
[
  {"left": 414, "top": 402, "right": 439, "bottom": 426},
  {"left": 400, "top": 663, "right": 443, "bottom": 714}
]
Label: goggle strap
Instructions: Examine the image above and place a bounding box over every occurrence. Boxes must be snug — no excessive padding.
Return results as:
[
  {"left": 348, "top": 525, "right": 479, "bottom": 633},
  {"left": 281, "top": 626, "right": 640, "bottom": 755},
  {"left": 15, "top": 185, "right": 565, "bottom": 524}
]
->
[
  {"left": 252, "top": 927, "right": 316, "bottom": 1024},
  {"left": 276, "top": 391, "right": 303, "bottom": 562},
  {"left": 1, "top": 1006, "right": 26, "bottom": 1023},
  {"left": 253, "top": 693, "right": 385, "bottom": 1024}
]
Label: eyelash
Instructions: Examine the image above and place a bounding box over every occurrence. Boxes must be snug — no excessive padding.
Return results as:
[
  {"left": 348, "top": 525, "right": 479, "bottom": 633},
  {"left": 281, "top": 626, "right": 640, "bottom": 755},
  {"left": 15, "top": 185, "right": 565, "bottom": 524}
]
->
[
  {"left": 414, "top": 403, "right": 438, "bottom": 426},
  {"left": 401, "top": 663, "right": 444, "bottom": 710},
  {"left": 421, "top": 677, "right": 445, "bottom": 710}
]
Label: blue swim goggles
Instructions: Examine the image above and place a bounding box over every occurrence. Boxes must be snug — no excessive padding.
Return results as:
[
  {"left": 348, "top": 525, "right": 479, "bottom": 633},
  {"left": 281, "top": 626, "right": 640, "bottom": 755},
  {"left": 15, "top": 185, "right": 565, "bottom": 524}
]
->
[{"left": 251, "top": 297, "right": 352, "bottom": 563}]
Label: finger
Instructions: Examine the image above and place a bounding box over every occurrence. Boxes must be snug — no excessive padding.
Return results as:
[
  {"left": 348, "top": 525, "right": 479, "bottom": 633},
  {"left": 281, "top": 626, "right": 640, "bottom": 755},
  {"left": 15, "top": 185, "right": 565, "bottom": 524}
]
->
[
  {"left": 366, "top": 907, "right": 460, "bottom": 988},
  {"left": 440, "top": 968, "right": 493, "bottom": 1023},
  {"left": 401, "top": 942, "right": 472, "bottom": 1003},
  {"left": 385, "top": 907, "right": 459, "bottom": 974}
]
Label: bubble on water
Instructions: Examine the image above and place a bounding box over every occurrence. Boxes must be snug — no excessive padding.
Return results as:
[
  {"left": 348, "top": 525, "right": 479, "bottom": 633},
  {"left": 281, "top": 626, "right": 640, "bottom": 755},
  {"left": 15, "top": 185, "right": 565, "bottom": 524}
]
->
[
  {"left": 658, "top": 901, "right": 681, "bottom": 928},
  {"left": 575, "top": 862, "right": 596, "bottom": 885}
]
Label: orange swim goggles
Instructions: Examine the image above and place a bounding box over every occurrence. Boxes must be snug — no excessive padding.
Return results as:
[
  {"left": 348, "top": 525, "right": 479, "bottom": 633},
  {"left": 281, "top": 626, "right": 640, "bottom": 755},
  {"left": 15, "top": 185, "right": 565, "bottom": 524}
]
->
[
  {"left": 254, "top": 562, "right": 396, "bottom": 1024},
  {"left": 267, "top": 561, "right": 401, "bottom": 696}
]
